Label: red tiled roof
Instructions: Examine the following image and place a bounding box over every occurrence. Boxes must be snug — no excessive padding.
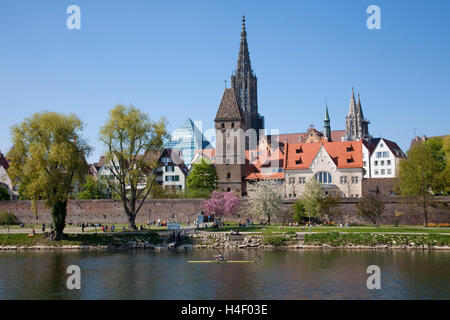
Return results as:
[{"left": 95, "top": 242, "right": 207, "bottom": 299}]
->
[
  {"left": 268, "top": 130, "right": 346, "bottom": 145},
  {"left": 245, "top": 172, "right": 284, "bottom": 180},
  {"left": 284, "top": 140, "right": 363, "bottom": 170}
]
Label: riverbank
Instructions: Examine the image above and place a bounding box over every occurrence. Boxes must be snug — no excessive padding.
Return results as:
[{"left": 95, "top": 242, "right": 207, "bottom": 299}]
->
[
  {"left": 1, "top": 230, "right": 450, "bottom": 251},
  {"left": 0, "top": 232, "right": 163, "bottom": 250}
]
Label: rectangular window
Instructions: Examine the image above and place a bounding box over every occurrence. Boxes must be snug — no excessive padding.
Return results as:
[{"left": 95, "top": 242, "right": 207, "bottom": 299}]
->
[
  {"left": 387, "top": 160, "right": 391, "bottom": 166},
  {"left": 340, "top": 176, "right": 348, "bottom": 184},
  {"left": 351, "top": 176, "right": 359, "bottom": 184},
  {"left": 381, "top": 160, "right": 385, "bottom": 166},
  {"left": 383, "top": 151, "right": 389, "bottom": 158},
  {"left": 174, "top": 175, "right": 180, "bottom": 182},
  {"left": 387, "top": 169, "right": 392, "bottom": 174},
  {"left": 374, "top": 161, "right": 378, "bottom": 166},
  {"left": 381, "top": 169, "right": 385, "bottom": 175},
  {"left": 376, "top": 152, "right": 382, "bottom": 158},
  {"left": 374, "top": 170, "right": 379, "bottom": 175},
  {"left": 363, "top": 161, "right": 367, "bottom": 167}
]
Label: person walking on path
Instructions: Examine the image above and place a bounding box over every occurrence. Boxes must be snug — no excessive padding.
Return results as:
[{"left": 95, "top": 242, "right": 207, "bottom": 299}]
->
[{"left": 81, "top": 223, "right": 85, "bottom": 233}]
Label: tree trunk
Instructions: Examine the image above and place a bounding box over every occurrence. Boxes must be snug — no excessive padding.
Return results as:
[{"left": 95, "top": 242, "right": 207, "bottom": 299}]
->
[
  {"left": 423, "top": 203, "right": 428, "bottom": 228},
  {"left": 51, "top": 200, "right": 67, "bottom": 240},
  {"left": 127, "top": 213, "right": 136, "bottom": 230}
]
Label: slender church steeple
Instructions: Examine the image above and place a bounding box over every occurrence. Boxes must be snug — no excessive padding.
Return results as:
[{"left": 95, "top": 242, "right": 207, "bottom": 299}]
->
[
  {"left": 231, "top": 15, "right": 264, "bottom": 147},
  {"left": 324, "top": 103, "right": 331, "bottom": 142}
]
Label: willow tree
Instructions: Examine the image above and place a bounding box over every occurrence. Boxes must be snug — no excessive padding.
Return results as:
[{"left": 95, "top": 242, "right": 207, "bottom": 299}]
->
[
  {"left": 100, "top": 105, "right": 168, "bottom": 229},
  {"left": 8, "top": 112, "right": 90, "bottom": 240}
]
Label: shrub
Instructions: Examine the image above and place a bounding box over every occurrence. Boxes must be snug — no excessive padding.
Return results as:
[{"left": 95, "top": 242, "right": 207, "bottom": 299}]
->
[
  {"left": 0, "top": 211, "right": 20, "bottom": 225},
  {"left": 263, "top": 230, "right": 290, "bottom": 247},
  {"left": 0, "top": 185, "right": 11, "bottom": 201}
]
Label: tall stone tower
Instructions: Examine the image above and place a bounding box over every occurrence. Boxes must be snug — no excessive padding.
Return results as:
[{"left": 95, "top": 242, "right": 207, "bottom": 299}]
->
[
  {"left": 344, "top": 88, "right": 371, "bottom": 141},
  {"left": 214, "top": 88, "right": 247, "bottom": 196},
  {"left": 230, "top": 15, "right": 264, "bottom": 145}
]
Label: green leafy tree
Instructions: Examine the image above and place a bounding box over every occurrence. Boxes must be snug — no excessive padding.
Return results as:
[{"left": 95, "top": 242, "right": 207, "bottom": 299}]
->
[
  {"left": 8, "top": 112, "right": 90, "bottom": 240},
  {"left": 397, "top": 142, "right": 443, "bottom": 227},
  {"left": 423, "top": 137, "right": 448, "bottom": 194},
  {"left": 77, "top": 176, "right": 108, "bottom": 199},
  {"left": 245, "top": 180, "right": 283, "bottom": 225},
  {"left": 293, "top": 198, "right": 306, "bottom": 223},
  {"left": 356, "top": 194, "right": 385, "bottom": 227},
  {"left": 186, "top": 158, "right": 218, "bottom": 197},
  {"left": 320, "top": 195, "right": 340, "bottom": 223},
  {"left": 100, "top": 105, "right": 168, "bottom": 229},
  {"left": 302, "top": 179, "right": 324, "bottom": 220},
  {"left": 0, "top": 185, "right": 11, "bottom": 201}
]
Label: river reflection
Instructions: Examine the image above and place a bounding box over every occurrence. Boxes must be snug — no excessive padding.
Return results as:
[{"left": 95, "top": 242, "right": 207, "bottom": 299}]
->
[{"left": 0, "top": 249, "right": 449, "bottom": 300}]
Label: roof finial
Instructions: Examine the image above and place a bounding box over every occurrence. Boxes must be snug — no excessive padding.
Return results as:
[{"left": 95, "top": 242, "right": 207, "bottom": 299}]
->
[
  {"left": 224, "top": 80, "right": 227, "bottom": 89},
  {"left": 241, "top": 14, "right": 247, "bottom": 36}
]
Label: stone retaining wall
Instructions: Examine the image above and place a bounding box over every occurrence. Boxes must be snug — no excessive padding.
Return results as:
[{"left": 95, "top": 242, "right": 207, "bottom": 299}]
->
[{"left": 0, "top": 196, "right": 448, "bottom": 225}]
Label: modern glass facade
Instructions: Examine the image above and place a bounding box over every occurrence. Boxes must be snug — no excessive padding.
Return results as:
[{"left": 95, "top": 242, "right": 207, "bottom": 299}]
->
[{"left": 164, "top": 118, "right": 213, "bottom": 166}]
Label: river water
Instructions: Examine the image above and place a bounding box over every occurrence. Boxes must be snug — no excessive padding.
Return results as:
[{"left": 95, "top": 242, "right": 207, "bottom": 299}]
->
[{"left": 0, "top": 249, "right": 449, "bottom": 300}]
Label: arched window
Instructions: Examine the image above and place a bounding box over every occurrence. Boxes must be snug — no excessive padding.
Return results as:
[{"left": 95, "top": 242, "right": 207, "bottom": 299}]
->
[{"left": 314, "top": 171, "right": 332, "bottom": 184}]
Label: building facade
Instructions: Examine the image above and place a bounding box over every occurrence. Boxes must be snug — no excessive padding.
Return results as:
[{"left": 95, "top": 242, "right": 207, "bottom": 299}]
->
[
  {"left": 156, "top": 149, "right": 188, "bottom": 191},
  {"left": 0, "top": 151, "right": 17, "bottom": 199},
  {"left": 283, "top": 140, "right": 364, "bottom": 198},
  {"left": 164, "top": 118, "right": 214, "bottom": 167}
]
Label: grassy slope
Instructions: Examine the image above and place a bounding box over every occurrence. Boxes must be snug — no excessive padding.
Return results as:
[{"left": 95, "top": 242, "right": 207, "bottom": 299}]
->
[{"left": 0, "top": 232, "right": 162, "bottom": 246}]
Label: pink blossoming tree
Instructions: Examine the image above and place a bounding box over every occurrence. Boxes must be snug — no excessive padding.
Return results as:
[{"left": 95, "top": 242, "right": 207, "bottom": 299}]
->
[{"left": 202, "top": 190, "right": 240, "bottom": 221}]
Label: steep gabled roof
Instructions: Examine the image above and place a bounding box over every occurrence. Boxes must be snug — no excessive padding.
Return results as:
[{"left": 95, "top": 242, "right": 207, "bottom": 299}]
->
[
  {"left": 284, "top": 140, "right": 363, "bottom": 170},
  {"left": 0, "top": 151, "right": 9, "bottom": 170},
  {"left": 380, "top": 138, "right": 406, "bottom": 158},
  {"left": 215, "top": 88, "right": 243, "bottom": 121}
]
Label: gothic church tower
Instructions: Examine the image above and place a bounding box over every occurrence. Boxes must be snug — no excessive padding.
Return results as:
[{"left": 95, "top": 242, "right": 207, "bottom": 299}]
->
[
  {"left": 231, "top": 15, "right": 264, "bottom": 144},
  {"left": 344, "top": 88, "right": 371, "bottom": 141}
]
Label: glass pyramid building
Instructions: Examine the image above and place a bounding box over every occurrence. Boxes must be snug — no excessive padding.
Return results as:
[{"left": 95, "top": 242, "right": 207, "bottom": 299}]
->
[{"left": 164, "top": 118, "right": 214, "bottom": 166}]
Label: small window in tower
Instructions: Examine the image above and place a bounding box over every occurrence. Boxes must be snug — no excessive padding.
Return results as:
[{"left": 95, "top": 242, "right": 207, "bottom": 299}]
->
[
  {"left": 226, "top": 173, "right": 231, "bottom": 179},
  {"left": 231, "top": 122, "right": 235, "bottom": 128},
  {"left": 221, "top": 123, "right": 225, "bottom": 129}
]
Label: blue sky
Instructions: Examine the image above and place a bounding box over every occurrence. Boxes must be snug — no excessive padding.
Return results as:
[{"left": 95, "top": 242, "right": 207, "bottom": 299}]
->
[{"left": 1, "top": 0, "right": 449, "bottom": 162}]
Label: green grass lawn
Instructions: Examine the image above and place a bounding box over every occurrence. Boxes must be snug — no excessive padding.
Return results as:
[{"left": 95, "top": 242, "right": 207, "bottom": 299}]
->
[{"left": 0, "top": 232, "right": 162, "bottom": 247}]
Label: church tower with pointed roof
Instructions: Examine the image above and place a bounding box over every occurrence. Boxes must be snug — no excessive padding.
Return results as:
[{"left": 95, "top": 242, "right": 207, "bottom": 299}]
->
[
  {"left": 214, "top": 88, "right": 247, "bottom": 196},
  {"left": 324, "top": 104, "right": 332, "bottom": 142},
  {"left": 230, "top": 15, "right": 264, "bottom": 143},
  {"left": 344, "top": 88, "right": 371, "bottom": 141}
]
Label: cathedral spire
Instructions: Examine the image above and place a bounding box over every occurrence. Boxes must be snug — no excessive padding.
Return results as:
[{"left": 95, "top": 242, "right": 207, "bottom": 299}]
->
[
  {"left": 237, "top": 14, "right": 252, "bottom": 76},
  {"left": 357, "top": 92, "right": 365, "bottom": 119}
]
